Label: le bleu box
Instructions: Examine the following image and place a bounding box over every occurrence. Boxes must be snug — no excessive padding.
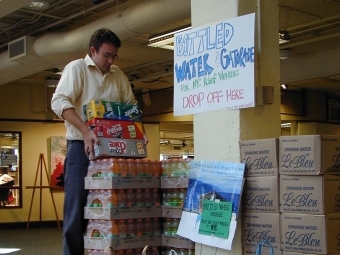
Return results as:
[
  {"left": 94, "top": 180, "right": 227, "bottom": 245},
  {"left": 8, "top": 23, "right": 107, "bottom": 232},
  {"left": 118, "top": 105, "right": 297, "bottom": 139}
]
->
[
  {"left": 241, "top": 212, "right": 281, "bottom": 250},
  {"left": 239, "top": 138, "right": 279, "bottom": 176},
  {"left": 242, "top": 176, "right": 279, "bottom": 213},
  {"left": 279, "top": 135, "right": 340, "bottom": 175},
  {"left": 279, "top": 175, "right": 340, "bottom": 214},
  {"left": 281, "top": 213, "right": 340, "bottom": 254}
]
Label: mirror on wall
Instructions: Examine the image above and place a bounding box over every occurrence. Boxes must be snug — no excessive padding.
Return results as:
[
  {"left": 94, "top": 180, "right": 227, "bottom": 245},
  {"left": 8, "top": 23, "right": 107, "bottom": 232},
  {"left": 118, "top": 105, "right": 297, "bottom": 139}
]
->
[{"left": 0, "top": 131, "right": 21, "bottom": 208}]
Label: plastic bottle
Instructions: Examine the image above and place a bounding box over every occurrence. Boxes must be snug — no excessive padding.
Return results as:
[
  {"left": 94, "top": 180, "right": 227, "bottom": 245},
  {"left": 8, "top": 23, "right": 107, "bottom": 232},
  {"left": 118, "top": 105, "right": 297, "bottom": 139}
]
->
[
  {"left": 87, "top": 160, "right": 96, "bottom": 177},
  {"left": 87, "top": 190, "right": 94, "bottom": 207},
  {"left": 106, "top": 189, "right": 118, "bottom": 208},
  {"left": 180, "top": 249, "right": 189, "bottom": 255},
  {"left": 134, "top": 248, "right": 142, "bottom": 255},
  {"left": 108, "top": 158, "right": 120, "bottom": 177},
  {"left": 151, "top": 188, "right": 160, "bottom": 206},
  {"left": 126, "top": 158, "right": 136, "bottom": 177},
  {"left": 135, "top": 189, "right": 145, "bottom": 207},
  {"left": 144, "top": 218, "right": 153, "bottom": 236},
  {"left": 92, "top": 159, "right": 103, "bottom": 177},
  {"left": 178, "top": 188, "right": 186, "bottom": 207},
  {"left": 171, "top": 218, "right": 180, "bottom": 235},
  {"left": 152, "top": 217, "right": 161, "bottom": 235},
  {"left": 118, "top": 219, "right": 127, "bottom": 237},
  {"left": 144, "top": 189, "right": 152, "bottom": 207},
  {"left": 136, "top": 218, "right": 145, "bottom": 236},
  {"left": 126, "top": 219, "right": 136, "bottom": 237},
  {"left": 100, "top": 158, "right": 109, "bottom": 177},
  {"left": 126, "top": 189, "right": 136, "bottom": 207},
  {"left": 143, "top": 159, "right": 152, "bottom": 176},
  {"left": 163, "top": 218, "right": 172, "bottom": 235},
  {"left": 163, "top": 189, "right": 171, "bottom": 206},
  {"left": 117, "top": 189, "right": 127, "bottom": 207},
  {"left": 169, "top": 189, "right": 180, "bottom": 206},
  {"left": 107, "top": 220, "right": 119, "bottom": 239},
  {"left": 135, "top": 159, "right": 145, "bottom": 176},
  {"left": 187, "top": 249, "right": 195, "bottom": 255},
  {"left": 162, "top": 160, "right": 170, "bottom": 176},
  {"left": 150, "top": 160, "right": 161, "bottom": 176},
  {"left": 117, "top": 158, "right": 128, "bottom": 177}
]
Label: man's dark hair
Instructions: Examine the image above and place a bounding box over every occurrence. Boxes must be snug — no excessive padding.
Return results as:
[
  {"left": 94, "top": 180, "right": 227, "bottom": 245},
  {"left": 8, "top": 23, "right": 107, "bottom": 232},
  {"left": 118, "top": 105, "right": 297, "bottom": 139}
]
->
[{"left": 89, "top": 28, "right": 121, "bottom": 56}]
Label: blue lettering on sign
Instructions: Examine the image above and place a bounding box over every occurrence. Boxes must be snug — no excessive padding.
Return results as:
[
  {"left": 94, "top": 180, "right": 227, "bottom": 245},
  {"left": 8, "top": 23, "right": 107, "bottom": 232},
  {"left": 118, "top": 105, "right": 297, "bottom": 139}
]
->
[
  {"left": 220, "top": 47, "right": 254, "bottom": 69},
  {"left": 176, "top": 22, "right": 234, "bottom": 57},
  {"left": 175, "top": 54, "right": 213, "bottom": 83}
]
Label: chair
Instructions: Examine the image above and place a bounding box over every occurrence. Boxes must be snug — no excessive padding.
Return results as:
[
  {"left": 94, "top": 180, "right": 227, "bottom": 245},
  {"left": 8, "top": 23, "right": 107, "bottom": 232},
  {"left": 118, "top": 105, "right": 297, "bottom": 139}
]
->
[{"left": 0, "top": 180, "right": 14, "bottom": 206}]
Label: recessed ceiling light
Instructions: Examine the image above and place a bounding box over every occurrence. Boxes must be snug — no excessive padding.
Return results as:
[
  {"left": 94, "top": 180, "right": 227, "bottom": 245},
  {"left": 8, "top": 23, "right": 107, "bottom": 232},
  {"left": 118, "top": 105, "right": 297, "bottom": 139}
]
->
[{"left": 26, "top": 1, "right": 49, "bottom": 10}]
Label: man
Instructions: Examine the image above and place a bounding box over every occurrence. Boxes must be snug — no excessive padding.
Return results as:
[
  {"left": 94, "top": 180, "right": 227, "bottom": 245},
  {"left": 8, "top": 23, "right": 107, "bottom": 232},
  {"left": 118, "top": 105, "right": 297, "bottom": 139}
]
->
[{"left": 51, "top": 28, "right": 144, "bottom": 255}]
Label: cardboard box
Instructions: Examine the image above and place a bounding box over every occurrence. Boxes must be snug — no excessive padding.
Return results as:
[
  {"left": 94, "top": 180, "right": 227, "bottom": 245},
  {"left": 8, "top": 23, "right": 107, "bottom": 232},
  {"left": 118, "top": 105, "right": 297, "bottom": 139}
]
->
[
  {"left": 83, "top": 100, "right": 142, "bottom": 122},
  {"left": 279, "top": 135, "right": 340, "bottom": 175},
  {"left": 160, "top": 176, "right": 189, "bottom": 189},
  {"left": 281, "top": 213, "right": 340, "bottom": 254},
  {"left": 162, "top": 206, "right": 183, "bottom": 218},
  {"left": 85, "top": 176, "right": 160, "bottom": 189},
  {"left": 84, "top": 235, "right": 161, "bottom": 250},
  {"left": 239, "top": 138, "right": 279, "bottom": 176},
  {"left": 241, "top": 212, "right": 281, "bottom": 250},
  {"left": 243, "top": 247, "right": 282, "bottom": 255},
  {"left": 242, "top": 176, "right": 279, "bottom": 213},
  {"left": 282, "top": 252, "right": 326, "bottom": 255},
  {"left": 87, "top": 118, "right": 144, "bottom": 139},
  {"left": 94, "top": 137, "right": 147, "bottom": 158},
  {"left": 162, "top": 235, "right": 195, "bottom": 249},
  {"left": 280, "top": 175, "right": 340, "bottom": 214},
  {"left": 84, "top": 206, "right": 162, "bottom": 220}
]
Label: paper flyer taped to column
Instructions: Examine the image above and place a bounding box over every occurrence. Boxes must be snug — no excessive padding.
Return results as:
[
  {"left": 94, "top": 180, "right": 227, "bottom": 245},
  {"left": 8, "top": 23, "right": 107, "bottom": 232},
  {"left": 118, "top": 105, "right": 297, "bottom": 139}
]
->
[{"left": 177, "top": 160, "right": 245, "bottom": 250}]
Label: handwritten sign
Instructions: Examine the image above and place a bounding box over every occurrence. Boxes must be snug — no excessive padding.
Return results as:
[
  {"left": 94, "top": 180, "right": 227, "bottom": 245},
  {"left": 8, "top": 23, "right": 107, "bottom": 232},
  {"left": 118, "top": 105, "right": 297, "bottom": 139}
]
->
[
  {"left": 199, "top": 200, "right": 233, "bottom": 238},
  {"left": 173, "top": 13, "right": 255, "bottom": 116}
]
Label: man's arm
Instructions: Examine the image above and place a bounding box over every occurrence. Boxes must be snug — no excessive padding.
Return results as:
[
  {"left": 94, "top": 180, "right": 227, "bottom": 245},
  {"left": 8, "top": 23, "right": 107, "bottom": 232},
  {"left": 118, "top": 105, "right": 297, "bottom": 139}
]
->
[{"left": 62, "top": 108, "right": 99, "bottom": 159}]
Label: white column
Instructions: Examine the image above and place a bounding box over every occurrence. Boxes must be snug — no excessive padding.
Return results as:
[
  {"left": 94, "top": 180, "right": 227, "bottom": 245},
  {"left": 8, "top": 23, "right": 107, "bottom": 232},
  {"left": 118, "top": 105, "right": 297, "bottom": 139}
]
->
[{"left": 191, "top": 0, "right": 281, "bottom": 254}]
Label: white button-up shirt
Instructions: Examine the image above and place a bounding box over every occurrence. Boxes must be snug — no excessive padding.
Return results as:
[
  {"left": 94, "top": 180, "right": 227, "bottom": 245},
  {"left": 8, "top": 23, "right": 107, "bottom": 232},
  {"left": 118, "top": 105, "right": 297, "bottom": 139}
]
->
[{"left": 51, "top": 54, "right": 137, "bottom": 140}]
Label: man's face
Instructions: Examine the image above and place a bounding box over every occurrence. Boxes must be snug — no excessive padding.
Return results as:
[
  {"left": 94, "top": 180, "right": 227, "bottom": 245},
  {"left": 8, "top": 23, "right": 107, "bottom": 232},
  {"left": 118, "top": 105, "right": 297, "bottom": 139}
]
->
[{"left": 90, "top": 42, "right": 118, "bottom": 74}]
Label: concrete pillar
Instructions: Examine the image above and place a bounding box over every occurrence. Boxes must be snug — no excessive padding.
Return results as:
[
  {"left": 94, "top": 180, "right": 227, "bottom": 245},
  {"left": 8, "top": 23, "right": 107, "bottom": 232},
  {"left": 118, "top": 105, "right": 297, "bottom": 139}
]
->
[{"left": 191, "top": 0, "right": 281, "bottom": 254}]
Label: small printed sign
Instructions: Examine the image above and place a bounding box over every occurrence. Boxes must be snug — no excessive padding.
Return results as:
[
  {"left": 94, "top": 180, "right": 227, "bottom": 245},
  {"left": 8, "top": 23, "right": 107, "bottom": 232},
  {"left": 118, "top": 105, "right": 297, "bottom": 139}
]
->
[{"left": 199, "top": 200, "right": 232, "bottom": 238}]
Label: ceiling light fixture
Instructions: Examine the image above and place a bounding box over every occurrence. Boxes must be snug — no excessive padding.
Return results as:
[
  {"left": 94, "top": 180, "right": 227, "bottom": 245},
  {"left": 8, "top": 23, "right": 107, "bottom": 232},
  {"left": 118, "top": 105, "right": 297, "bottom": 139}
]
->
[
  {"left": 148, "top": 25, "right": 191, "bottom": 50},
  {"left": 26, "top": 1, "right": 49, "bottom": 10},
  {"left": 281, "top": 84, "right": 289, "bottom": 89},
  {"left": 279, "top": 30, "right": 290, "bottom": 44}
]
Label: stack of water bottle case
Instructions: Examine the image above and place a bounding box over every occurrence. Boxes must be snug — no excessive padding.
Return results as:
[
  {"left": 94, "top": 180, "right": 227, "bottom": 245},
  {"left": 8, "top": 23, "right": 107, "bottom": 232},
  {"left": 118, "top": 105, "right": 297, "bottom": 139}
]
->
[
  {"left": 239, "top": 135, "right": 340, "bottom": 255},
  {"left": 81, "top": 100, "right": 195, "bottom": 255}
]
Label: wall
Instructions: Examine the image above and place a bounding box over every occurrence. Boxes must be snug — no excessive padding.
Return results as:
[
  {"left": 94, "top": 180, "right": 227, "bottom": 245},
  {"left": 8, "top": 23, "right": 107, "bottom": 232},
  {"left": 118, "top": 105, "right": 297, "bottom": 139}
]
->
[{"left": 0, "top": 121, "right": 66, "bottom": 223}]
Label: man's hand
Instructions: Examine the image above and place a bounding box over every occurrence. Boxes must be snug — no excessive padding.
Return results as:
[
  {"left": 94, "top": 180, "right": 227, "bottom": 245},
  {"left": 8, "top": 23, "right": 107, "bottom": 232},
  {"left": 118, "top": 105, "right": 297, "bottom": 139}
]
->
[
  {"left": 83, "top": 129, "right": 100, "bottom": 159},
  {"left": 143, "top": 133, "right": 149, "bottom": 145}
]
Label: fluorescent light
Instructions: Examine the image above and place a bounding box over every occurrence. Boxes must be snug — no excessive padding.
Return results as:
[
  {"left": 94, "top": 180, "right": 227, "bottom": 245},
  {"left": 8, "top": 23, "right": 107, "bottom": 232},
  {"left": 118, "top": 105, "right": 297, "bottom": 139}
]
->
[
  {"left": 279, "top": 30, "right": 290, "bottom": 44},
  {"left": 26, "top": 1, "right": 49, "bottom": 10},
  {"left": 148, "top": 25, "right": 191, "bottom": 50},
  {"left": 281, "top": 123, "right": 292, "bottom": 128},
  {"left": 281, "top": 84, "right": 289, "bottom": 89}
]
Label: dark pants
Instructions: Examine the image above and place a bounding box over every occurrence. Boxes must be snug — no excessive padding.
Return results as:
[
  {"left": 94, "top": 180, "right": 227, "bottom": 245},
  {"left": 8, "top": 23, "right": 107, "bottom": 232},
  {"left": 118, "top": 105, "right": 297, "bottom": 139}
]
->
[{"left": 63, "top": 140, "right": 89, "bottom": 255}]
